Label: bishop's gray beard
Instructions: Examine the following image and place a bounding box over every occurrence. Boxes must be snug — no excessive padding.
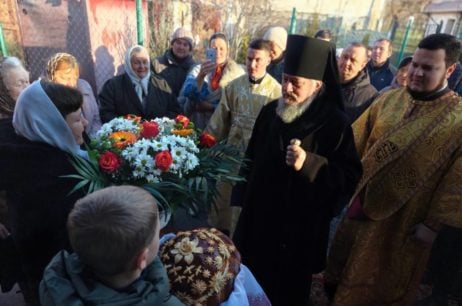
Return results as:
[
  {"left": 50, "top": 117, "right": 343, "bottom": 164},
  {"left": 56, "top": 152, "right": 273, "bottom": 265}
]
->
[{"left": 276, "top": 96, "right": 315, "bottom": 123}]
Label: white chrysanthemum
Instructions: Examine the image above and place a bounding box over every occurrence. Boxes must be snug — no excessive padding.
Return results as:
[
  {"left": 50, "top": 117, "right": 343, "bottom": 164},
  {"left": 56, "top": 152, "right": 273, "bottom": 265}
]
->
[
  {"left": 134, "top": 152, "right": 154, "bottom": 168},
  {"left": 185, "top": 155, "right": 199, "bottom": 171},
  {"left": 154, "top": 117, "right": 175, "bottom": 135},
  {"left": 152, "top": 139, "right": 169, "bottom": 151}
]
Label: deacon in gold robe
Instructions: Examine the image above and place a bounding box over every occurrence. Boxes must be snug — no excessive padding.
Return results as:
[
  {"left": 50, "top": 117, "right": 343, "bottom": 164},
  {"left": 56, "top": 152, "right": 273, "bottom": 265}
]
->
[
  {"left": 325, "top": 33, "right": 462, "bottom": 306},
  {"left": 206, "top": 39, "right": 281, "bottom": 235}
]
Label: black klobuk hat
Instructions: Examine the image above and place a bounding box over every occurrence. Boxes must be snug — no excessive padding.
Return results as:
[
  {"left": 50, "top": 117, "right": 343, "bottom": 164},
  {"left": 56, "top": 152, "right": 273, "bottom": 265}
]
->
[{"left": 284, "top": 34, "right": 331, "bottom": 81}]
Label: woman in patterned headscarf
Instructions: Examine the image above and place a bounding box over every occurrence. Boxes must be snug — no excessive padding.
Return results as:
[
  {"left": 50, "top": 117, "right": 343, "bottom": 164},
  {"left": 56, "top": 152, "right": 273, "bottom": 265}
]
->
[{"left": 98, "top": 45, "right": 180, "bottom": 123}]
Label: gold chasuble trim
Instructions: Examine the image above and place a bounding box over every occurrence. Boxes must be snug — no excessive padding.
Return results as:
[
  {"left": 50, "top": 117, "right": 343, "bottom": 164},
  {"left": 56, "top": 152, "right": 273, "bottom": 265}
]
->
[{"left": 353, "top": 90, "right": 462, "bottom": 220}]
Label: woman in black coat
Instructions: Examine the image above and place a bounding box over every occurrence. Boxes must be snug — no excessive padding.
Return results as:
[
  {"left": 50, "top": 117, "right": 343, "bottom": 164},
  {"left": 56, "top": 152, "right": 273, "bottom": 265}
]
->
[
  {"left": 0, "top": 80, "right": 87, "bottom": 305},
  {"left": 99, "top": 45, "right": 181, "bottom": 122}
]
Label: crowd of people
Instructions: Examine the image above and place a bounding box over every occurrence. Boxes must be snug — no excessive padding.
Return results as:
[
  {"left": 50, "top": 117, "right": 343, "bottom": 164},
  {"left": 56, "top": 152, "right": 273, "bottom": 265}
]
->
[{"left": 0, "top": 24, "right": 461, "bottom": 306}]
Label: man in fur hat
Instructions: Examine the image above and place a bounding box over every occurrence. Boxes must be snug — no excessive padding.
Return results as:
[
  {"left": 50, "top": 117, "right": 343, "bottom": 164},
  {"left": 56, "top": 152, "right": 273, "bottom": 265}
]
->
[{"left": 232, "top": 35, "right": 362, "bottom": 306}]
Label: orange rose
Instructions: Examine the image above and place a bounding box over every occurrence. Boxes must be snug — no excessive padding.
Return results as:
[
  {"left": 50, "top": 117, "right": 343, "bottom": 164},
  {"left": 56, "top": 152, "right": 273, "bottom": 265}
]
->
[
  {"left": 155, "top": 150, "right": 173, "bottom": 171},
  {"left": 99, "top": 151, "right": 121, "bottom": 173},
  {"left": 141, "top": 121, "right": 160, "bottom": 139},
  {"left": 199, "top": 132, "right": 216, "bottom": 148}
]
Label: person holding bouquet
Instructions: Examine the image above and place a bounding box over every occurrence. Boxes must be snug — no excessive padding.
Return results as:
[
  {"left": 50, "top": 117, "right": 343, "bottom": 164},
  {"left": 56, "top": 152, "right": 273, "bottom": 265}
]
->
[
  {"left": 0, "top": 80, "right": 88, "bottom": 305},
  {"left": 99, "top": 45, "right": 181, "bottom": 123}
]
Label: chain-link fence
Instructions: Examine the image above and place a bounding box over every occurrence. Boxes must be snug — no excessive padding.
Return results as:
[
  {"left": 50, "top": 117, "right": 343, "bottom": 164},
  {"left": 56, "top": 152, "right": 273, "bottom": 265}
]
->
[
  {"left": 2, "top": 0, "right": 457, "bottom": 94},
  {"left": 14, "top": 0, "right": 145, "bottom": 94}
]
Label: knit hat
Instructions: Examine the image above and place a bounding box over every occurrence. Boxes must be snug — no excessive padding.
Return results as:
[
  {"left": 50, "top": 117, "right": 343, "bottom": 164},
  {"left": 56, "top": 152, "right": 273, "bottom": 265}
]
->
[
  {"left": 159, "top": 228, "right": 241, "bottom": 306},
  {"left": 263, "top": 26, "right": 288, "bottom": 51},
  {"left": 171, "top": 27, "right": 194, "bottom": 49}
]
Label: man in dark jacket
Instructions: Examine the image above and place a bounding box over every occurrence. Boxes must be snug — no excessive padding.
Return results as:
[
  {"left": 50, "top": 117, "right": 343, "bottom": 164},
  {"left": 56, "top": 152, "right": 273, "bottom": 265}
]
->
[
  {"left": 152, "top": 27, "right": 196, "bottom": 97},
  {"left": 232, "top": 35, "right": 362, "bottom": 306},
  {"left": 338, "top": 42, "right": 378, "bottom": 122},
  {"left": 367, "top": 38, "right": 397, "bottom": 91},
  {"left": 98, "top": 74, "right": 180, "bottom": 123}
]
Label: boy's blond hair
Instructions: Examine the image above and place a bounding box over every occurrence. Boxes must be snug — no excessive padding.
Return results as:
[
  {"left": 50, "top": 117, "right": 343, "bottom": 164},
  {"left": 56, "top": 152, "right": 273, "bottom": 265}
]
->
[{"left": 68, "top": 186, "right": 158, "bottom": 276}]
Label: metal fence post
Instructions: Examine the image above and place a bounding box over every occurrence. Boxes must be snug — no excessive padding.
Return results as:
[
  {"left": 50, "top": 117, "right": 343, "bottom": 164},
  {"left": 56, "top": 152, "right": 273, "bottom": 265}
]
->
[
  {"left": 136, "top": 0, "right": 144, "bottom": 46},
  {"left": 397, "top": 16, "right": 414, "bottom": 66},
  {"left": 289, "top": 7, "right": 297, "bottom": 34},
  {"left": 0, "top": 24, "right": 8, "bottom": 57}
]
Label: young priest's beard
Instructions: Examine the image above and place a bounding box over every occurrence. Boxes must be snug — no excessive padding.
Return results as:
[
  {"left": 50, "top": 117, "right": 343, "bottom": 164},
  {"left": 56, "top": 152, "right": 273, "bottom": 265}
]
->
[{"left": 276, "top": 95, "right": 314, "bottom": 123}]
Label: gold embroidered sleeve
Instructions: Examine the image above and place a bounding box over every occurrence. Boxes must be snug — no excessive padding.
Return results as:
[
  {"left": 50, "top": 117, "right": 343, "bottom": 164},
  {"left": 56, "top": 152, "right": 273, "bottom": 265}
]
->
[
  {"left": 352, "top": 107, "right": 372, "bottom": 158},
  {"left": 426, "top": 147, "right": 462, "bottom": 228},
  {"left": 205, "top": 86, "right": 232, "bottom": 142}
]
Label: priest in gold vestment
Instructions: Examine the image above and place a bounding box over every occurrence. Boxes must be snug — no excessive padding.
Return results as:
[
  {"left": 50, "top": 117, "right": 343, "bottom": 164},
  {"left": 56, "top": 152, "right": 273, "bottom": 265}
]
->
[{"left": 326, "top": 33, "right": 462, "bottom": 306}]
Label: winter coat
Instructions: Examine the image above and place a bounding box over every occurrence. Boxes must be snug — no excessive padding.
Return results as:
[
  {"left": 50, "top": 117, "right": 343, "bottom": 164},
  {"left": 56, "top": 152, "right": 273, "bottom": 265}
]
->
[
  {"left": 99, "top": 73, "right": 181, "bottom": 123},
  {"left": 152, "top": 49, "right": 196, "bottom": 97},
  {"left": 341, "top": 69, "right": 379, "bottom": 122},
  {"left": 0, "top": 118, "right": 85, "bottom": 282},
  {"left": 367, "top": 59, "right": 397, "bottom": 91},
  {"left": 266, "top": 55, "right": 285, "bottom": 84},
  {"left": 40, "top": 250, "right": 184, "bottom": 306}
]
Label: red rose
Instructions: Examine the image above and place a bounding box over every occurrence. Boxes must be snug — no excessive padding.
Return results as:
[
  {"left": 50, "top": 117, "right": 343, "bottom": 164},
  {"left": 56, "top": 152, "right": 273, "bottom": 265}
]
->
[
  {"left": 141, "top": 121, "right": 160, "bottom": 138},
  {"left": 155, "top": 150, "right": 173, "bottom": 172},
  {"left": 199, "top": 132, "right": 216, "bottom": 148},
  {"left": 175, "top": 114, "right": 190, "bottom": 128},
  {"left": 99, "top": 151, "right": 121, "bottom": 173}
]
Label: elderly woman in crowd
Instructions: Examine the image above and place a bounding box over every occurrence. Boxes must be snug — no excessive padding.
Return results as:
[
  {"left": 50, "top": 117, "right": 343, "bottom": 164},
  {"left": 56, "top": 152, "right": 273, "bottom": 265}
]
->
[
  {"left": 99, "top": 45, "right": 180, "bottom": 122},
  {"left": 380, "top": 56, "right": 412, "bottom": 93},
  {"left": 179, "top": 32, "right": 245, "bottom": 129},
  {"left": 0, "top": 56, "right": 29, "bottom": 119},
  {"left": 45, "top": 52, "right": 101, "bottom": 136},
  {"left": 0, "top": 80, "right": 87, "bottom": 305},
  {"left": 0, "top": 56, "right": 30, "bottom": 294}
]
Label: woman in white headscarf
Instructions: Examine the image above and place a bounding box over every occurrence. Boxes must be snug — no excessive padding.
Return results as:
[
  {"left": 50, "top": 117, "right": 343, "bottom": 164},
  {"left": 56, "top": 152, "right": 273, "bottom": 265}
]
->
[
  {"left": 99, "top": 45, "right": 180, "bottom": 123},
  {"left": 0, "top": 80, "right": 88, "bottom": 305},
  {"left": 0, "top": 56, "right": 29, "bottom": 119}
]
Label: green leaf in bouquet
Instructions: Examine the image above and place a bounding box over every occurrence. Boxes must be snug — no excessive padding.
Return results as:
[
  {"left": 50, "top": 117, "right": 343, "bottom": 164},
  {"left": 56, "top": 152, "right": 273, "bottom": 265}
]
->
[{"left": 64, "top": 155, "right": 108, "bottom": 195}]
